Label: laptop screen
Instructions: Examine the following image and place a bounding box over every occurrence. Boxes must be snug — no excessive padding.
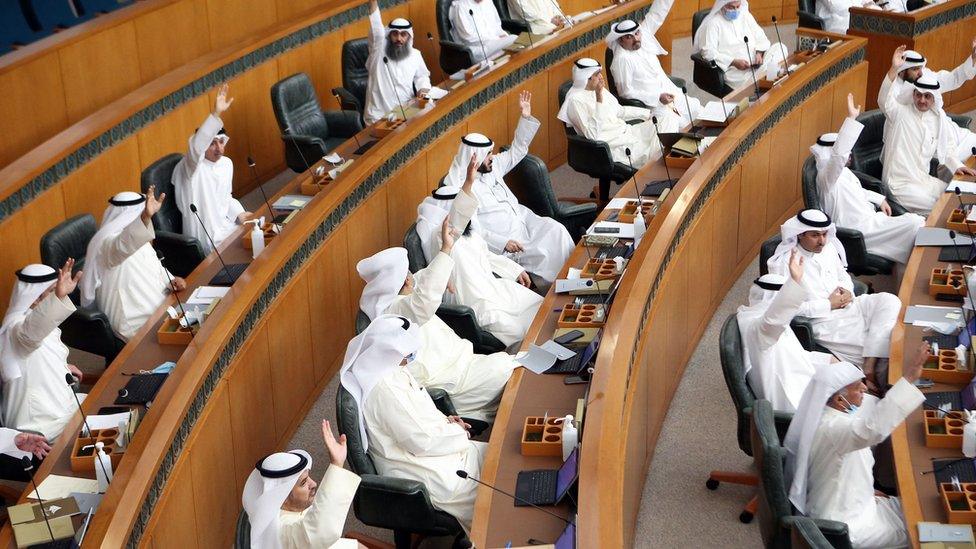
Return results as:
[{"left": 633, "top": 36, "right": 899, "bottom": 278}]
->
[
  {"left": 555, "top": 447, "right": 580, "bottom": 502},
  {"left": 555, "top": 522, "right": 576, "bottom": 549}
]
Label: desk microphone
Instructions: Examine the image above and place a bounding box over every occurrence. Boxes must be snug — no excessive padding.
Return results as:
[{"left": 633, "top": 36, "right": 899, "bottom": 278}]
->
[
  {"left": 680, "top": 86, "right": 696, "bottom": 129},
  {"left": 22, "top": 457, "right": 57, "bottom": 543},
  {"left": 743, "top": 36, "right": 762, "bottom": 101},
  {"left": 246, "top": 156, "right": 282, "bottom": 229},
  {"left": 456, "top": 470, "right": 573, "bottom": 525},
  {"left": 468, "top": 9, "right": 492, "bottom": 67},
  {"left": 770, "top": 17, "right": 791, "bottom": 76},
  {"left": 382, "top": 57, "right": 409, "bottom": 121},
  {"left": 281, "top": 127, "right": 317, "bottom": 176},
  {"left": 330, "top": 90, "right": 366, "bottom": 153},
  {"left": 156, "top": 252, "right": 188, "bottom": 322},
  {"left": 624, "top": 147, "right": 643, "bottom": 206},
  {"left": 66, "top": 372, "right": 94, "bottom": 439},
  {"left": 189, "top": 203, "right": 246, "bottom": 286},
  {"left": 651, "top": 116, "right": 677, "bottom": 190}
]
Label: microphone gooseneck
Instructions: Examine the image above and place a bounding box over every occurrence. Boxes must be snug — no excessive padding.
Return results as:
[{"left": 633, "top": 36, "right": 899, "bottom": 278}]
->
[
  {"left": 455, "top": 470, "right": 574, "bottom": 526},
  {"left": 651, "top": 116, "right": 675, "bottom": 189},
  {"left": 331, "top": 90, "right": 365, "bottom": 151},
  {"left": 511, "top": 0, "right": 534, "bottom": 47},
  {"left": 770, "top": 16, "right": 790, "bottom": 76},
  {"left": 281, "top": 127, "right": 317, "bottom": 175},
  {"left": 66, "top": 372, "right": 94, "bottom": 438},
  {"left": 680, "top": 86, "right": 695, "bottom": 129},
  {"left": 624, "top": 147, "right": 642, "bottom": 206},
  {"left": 546, "top": 0, "right": 573, "bottom": 27},
  {"left": 743, "top": 36, "right": 761, "bottom": 100},
  {"left": 189, "top": 203, "right": 232, "bottom": 279},
  {"left": 23, "top": 457, "right": 56, "bottom": 542},
  {"left": 247, "top": 156, "right": 280, "bottom": 231},
  {"left": 156, "top": 252, "right": 188, "bottom": 320},
  {"left": 382, "top": 57, "right": 409, "bottom": 121},
  {"left": 468, "top": 9, "right": 492, "bottom": 66}
]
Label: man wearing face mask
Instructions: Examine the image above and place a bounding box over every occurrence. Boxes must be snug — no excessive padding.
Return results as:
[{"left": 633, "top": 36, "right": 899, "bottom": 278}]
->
[
  {"left": 692, "top": 0, "right": 790, "bottom": 91},
  {"left": 363, "top": 0, "right": 432, "bottom": 125},
  {"left": 879, "top": 46, "right": 976, "bottom": 215},
  {"left": 173, "top": 83, "right": 252, "bottom": 253},
  {"left": 784, "top": 344, "right": 928, "bottom": 548},
  {"left": 242, "top": 420, "right": 363, "bottom": 549}
]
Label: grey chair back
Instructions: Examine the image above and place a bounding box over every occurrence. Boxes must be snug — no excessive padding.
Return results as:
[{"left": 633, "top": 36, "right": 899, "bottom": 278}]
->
[
  {"left": 852, "top": 110, "right": 885, "bottom": 179},
  {"left": 505, "top": 153, "right": 559, "bottom": 218},
  {"left": 797, "top": 0, "right": 816, "bottom": 11},
  {"left": 719, "top": 315, "right": 758, "bottom": 456},
  {"left": 336, "top": 386, "right": 379, "bottom": 476},
  {"left": 356, "top": 309, "right": 371, "bottom": 335},
  {"left": 141, "top": 153, "right": 185, "bottom": 234},
  {"left": 759, "top": 235, "right": 781, "bottom": 276},
  {"left": 792, "top": 516, "right": 834, "bottom": 549},
  {"left": 751, "top": 399, "right": 792, "bottom": 547},
  {"left": 234, "top": 509, "right": 250, "bottom": 548},
  {"left": 270, "top": 73, "right": 330, "bottom": 140},
  {"left": 341, "top": 38, "right": 370, "bottom": 109},
  {"left": 435, "top": 0, "right": 454, "bottom": 39},
  {"left": 40, "top": 214, "right": 96, "bottom": 279},
  {"left": 404, "top": 222, "right": 430, "bottom": 273},
  {"left": 801, "top": 155, "right": 822, "bottom": 211},
  {"left": 692, "top": 9, "right": 709, "bottom": 39}
]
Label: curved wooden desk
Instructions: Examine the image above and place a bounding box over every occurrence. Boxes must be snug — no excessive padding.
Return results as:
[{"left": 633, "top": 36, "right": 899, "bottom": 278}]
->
[{"left": 471, "top": 30, "right": 869, "bottom": 548}]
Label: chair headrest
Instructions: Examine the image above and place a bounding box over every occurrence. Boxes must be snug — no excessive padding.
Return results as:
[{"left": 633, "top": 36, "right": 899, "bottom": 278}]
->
[
  {"left": 335, "top": 386, "right": 377, "bottom": 475},
  {"left": 140, "top": 153, "right": 184, "bottom": 233},
  {"left": 435, "top": 0, "right": 453, "bottom": 39},
  {"left": 40, "top": 214, "right": 97, "bottom": 272}
]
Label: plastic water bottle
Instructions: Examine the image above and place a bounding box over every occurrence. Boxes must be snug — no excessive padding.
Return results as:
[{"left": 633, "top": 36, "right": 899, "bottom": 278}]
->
[
  {"left": 561, "top": 415, "right": 578, "bottom": 461},
  {"left": 94, "top": 441, "right": 113, "bottom": 492},
  {"left": 965, "top": 412, "right": 976, "bottom": 458},
  {"left": 249, "top": 218, "right": 265, "bottom": 258}
]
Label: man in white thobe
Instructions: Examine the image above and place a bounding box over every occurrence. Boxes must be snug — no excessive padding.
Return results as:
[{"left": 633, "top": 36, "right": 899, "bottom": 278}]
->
[
  {"left": 449, "top": 0, "right": 518, "bottom": 62},
  {"left": 444, "top": 90, "right": 573, "bottom": 282},
  {"left": 242, "top": 421, "right": 362, "bottom": 549},
  {"left": 692, "top": 0, "right": 790, "bottom": 90},
  {"left": 738, "top": 257, "right": 835, "bottom": 412},
  {"left": 785, "top": 349, "right": 928, "bottom": 548},
  {"left": 363, "top": 0, "right": 432, "bottom": 125},
  {"left": 606, "top": 0, "right": 701, "bottom": 126},
  {"left": 0, "top": 263, "right": 84, "bottom": 440},
  {"left": 813, "top": 93, "right": 924, "bottom": 265},
  {"left": 340, "top": 315, "right": 486, "bottom": 531},
  {"left": 879, "top": 48, "right": 976, "bottom": 214},
  {"left": 816, "top": 0, "right": 882, "bottom": 34},
  {"left": 80, "top": 190, "right": 186, "bottom": 341},
  {"left": 173, "top": 83, "right": 251, "bottom": 253},
  {"left": 358, "top": 202, "right": 517, "bottom": 419},
  {"left": 766, "top": 210, "right": 900, "bottom": 390},
  {"left": 558, "top": 58, "right": 681, "bottom": 169},
  {"left": 415, "top": 184, "right": 543, "bottom": 347},
  {"left": 506, "top": 0, "right": 566, "bottom": 35}
]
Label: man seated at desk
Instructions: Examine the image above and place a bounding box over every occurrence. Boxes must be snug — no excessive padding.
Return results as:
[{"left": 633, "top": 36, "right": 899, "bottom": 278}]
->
[
  {"left": 739, "top": 251, "right": 837, "bottom": 412},
  {"left": 242, "top": 420, "right": 363, "bottom": 548},
  {"left": 606, "top": 0, "right": 700, "bottom": 126},
  {"left": 812, "top": 93, "right": 923, "bottom": 265},
  {"left": 879, "top": 47, "right": 976, "bottom": 215},
  {"left": 443, "top": 91, "right": 573, "bottom": 283},
  {"left": 173, "top": 83, "right": 252, "bottom": 253},
  {"left": 358, "top": 173, "right": 518, "bottom": 418},
  {"left": 785, "top": 345, "right": 928, "bottom": 548},
  {"left": 766, "top": 209, "right": 900, "bottom": 392},
  {"left": 416, "top": 162, "right": 543, "bottom": 348},
  {"left": 817, "top": 0, "right": 884, "bottom": 35},
  {"left": 80, "top": 189, "right": 186, "bottom": 341},
  {"left": 362, "top": 0, "right": 432, "bottom": 125},
  {"left": 1, "top": 262, "right": 83, "bottom": 440},
  {"left": 340, "top": 315, "right": 485, "bottom": 532},
  {"left": 692, "top": 0, "right": 790, "bottom": 90},
  {"left": 449, "top": 0, "right": 518, "bottom": 62},
  {"left": 507, "top": 0, "right": 568, "bottom": 35},
  {"left": 558, "top": 58, "right": 681, "bottom": 169}
]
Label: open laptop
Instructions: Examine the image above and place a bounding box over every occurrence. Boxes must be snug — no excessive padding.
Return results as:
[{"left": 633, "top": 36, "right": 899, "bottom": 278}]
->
[
  {"left": 515, "top": 447, "right": 580, "bottom": 507},
  {"left": 546, "top": 333, "right": 601, "bottom": 375}
]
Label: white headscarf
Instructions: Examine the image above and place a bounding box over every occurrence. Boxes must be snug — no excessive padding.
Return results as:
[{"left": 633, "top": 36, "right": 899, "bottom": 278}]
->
[
  {"left": 897, "top": 50, "right": 927, "bottom": 74},
  {"left": 605, "top": 18, "right": 666, "bottom": 56},
  {"left": 556, "top": 58, "right": 602, "bottom": 126},
  {"left": 443, "top": 135, "right": 493, "bottom": 188},
  {"left": 358, "top": 248, "right": 410, "bottom": 321},
  {"left": 339, "top": 314, "right": 420, "bottom": 450},
  {"left": 0, "top": 265, "right": 58, "bottom": 382},
  {"left": 692, "top": 0, "right": 748, "bottom": 53},
  {"left": 387, "top": 18, "right": 415, "bottom": 41},
  {"left": 897, "top": 74, "right": 959, "bottom": 165},
  {"left": 784, "top": 360, "right": 864, "bottom": 514},
  {"left": 767, "top": 209, "right": 847, "bottom": 274},
  {"left": 747, "top": 273, "right": 786, "bottom": 307},
  {"left": 242, "top": 449, "right": 312, "bottom": 549},
  {"left": 810, "top": 132, "right": 840, "bottom": 173},
  {"left": 416, "top": 186, "right": 468, "bottom": 262},
  {"left": 80, "top": 192, "right": 146, "bottom": 307}
]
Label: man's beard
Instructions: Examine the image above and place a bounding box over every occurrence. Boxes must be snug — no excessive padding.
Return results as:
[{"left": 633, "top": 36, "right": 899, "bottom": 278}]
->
[
  {"left": 477, "top": 163, "right": 492, "bottom": 174},
  {"left": 902, "top": 70, "right": 918, "bottom": 84},
  {"left": 385, "top": 40, "right": 411, "bottom": 61}
]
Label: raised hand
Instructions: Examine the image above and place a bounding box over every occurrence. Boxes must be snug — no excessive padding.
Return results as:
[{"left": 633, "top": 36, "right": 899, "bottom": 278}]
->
[
  {"left": 322, "top": 419, "right": 348, "bottom": 467},
  {"left": 55, "top": 258, "right": 82, "bottom": 300},
  {"left": 903, "top": 341, "right": 930, "bottom": 384},
  {"left": 440, "top": 217, "right": 458, "bottom": 254},
  {"left": 788, "top": 248, "right": 804, "bottom": 284},
  {"left": 847, "top": 92, "right": 861, "bottom": 119},
  {"left": 519, "top": 90, "right": 532, "bottom": 118},
  {"left": 464, "top": 152, "right": 479, "bottom": 191},
  {"left": 214, "top": 83, "right": 234, "bottom": 116},
  {"left": 892, "top": 45, "right": 906, "bottom": 69},
  {"left": 15, "top": 433, "right": 51, "bottom": 460},
  {"left": 142, "top": 185, "right": 166, "bottom": 223}
]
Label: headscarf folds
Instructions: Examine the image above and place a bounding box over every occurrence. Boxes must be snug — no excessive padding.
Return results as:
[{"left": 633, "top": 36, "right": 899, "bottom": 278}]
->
[
  {"left": 767, "top": 209, "right": 847, "bottom": 274},
  {"left": 443, "top": 134, "right": 493, "bottom": 188},
  {"left": 556, "top": 58, "right": 602, "bottom": 126},
  {"left": 79, "top": 192, "right": 146, "bottom": 307},
  {"left": 692, "top": 0, "right": 749, "bottom": 53},
  {"left": 242, "top": 449, "right": 312, "bottom": 549},
  {"left": 0, "top": 265, "right": 58, "bottom": 382},
  {"left": 605, "top": 18, "right": 666, "bottom": 56},
  {"left": 357, "top": 248, "right": 410, "bottom": 320}
]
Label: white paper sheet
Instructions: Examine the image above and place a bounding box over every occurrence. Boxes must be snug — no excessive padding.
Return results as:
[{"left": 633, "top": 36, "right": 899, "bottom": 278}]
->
[
  {"left": 27, "top": 475, "right": 99, "bottom": 501},
  {"left": 516, "top": 345, "right": 558, "bottom": 374},
  {"left": 948, "top": 180, "right": 976, "bottom": 194},
  {"left": 187, "top": 286, "right": 230, "bottom": 305},
  {"left": 426, "top": 86, "right": 449, "bottom": 100},
  {"left": 86, "top": 412, "right": 131, "bottom": 431},
  {"left": 698, "top": 101, "right": 733, "bottom": 123},
  {"left": 540, "top": 340, "right": 576, "bottom": 360},
  {"left": 586, "top": 222, "right": 635, "bottom": 239},
  {"left": 915, "top": 227, "right": 974, "bottom": 246}
]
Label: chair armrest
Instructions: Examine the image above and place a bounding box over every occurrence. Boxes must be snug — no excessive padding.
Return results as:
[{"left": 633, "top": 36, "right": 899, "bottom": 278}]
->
[
  {"left": 566, "top": 134, "right": 615, "bottom": 180},
  {"left": 427, "top": 388, "right": 458, "bottom": 416},
  {"left": 332, "top": 87, "right": 363, "bottom": 114},
  {"left": 619, "top": 97, "right": 649, "bottom": 109},
  {"left": 836, "top": 227, "right": 869, "bottom": 271},
  {"left": 772, "top": 410, "right": 794, "bottom": 444},
  {"left": 353, "top": 474, "right": 442, "bottom": 531},
  {"left": 500, "top": 18, "right": 529, "bottom": 35},
  {"left": 281, "top": 134, "right": 328, "bottom": 162},
  {"left": 435, "top": 304, "right": 506, "bottom": 354},
  {"left": 782, "top": 515, "right": 851, "bottom": 549},
  {"left": 797, "top": 11, "right": 826, "bottom": 31},
  {"left": 153, "top": 230, "right": 206, "bottom": 278},
  {"left": 556, "top": 201, "right": 598, "bottom": 218},
  {"left": 323, "top": 109, "right": 365, "bottom": 138}
]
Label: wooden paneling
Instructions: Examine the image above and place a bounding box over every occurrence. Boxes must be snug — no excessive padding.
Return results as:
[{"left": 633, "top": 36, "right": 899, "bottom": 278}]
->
[
  {"left": 267, "top": 275, "right": 316, "bottom": 435},
  {"left": 226, "top": 325, "right": 278, "bottom": 493},
  {"left": 467, "top": 98, "right": 511, "bottom": 153},
  {"left": 737, "top": 134, "right": 771, "bottom": 262},
  {"left": 409, "top": 0, "right": 445, "bottom": 83},
  {"left": 829, "top": 62, "right": 868, "bottom": 129},
  {"left": 58, "top": 23, "right": 142, "bottom": 123},
  {"left": 710, "top": 168, "right": 741, "bottom": 291},
  {"left": 547, "top": 59, "right": 574, "bottom": 166},
  {"left": 0, "top": 53, "right": 68, "bottom": 168},
  {"left": 135, "top": 0, "right": 212, "bottom": 82},
  {"left": 136, "top": 96, "right": 211, "bottom": 172},
  {"left": 765, "top": 108, "right": 801, "bottom": 228},
  {"left": 387, "top": 156, "right": 429, "bottom": 245},
  {"left": 188, "top": 385, "right": 238, "bottom": 549},
  {"left": 507, "top": 72, "right": 550, "bottom": 163},
  {"left": 205, "top": 0, "right": 279, "bottom": 50},
  {"left": 683, "top": 213, "right": 713, "bottom": 331},
  {"left": 276, "top": 33, "right": 345, "bottom": 115},
  {"left": 146, "top": 459, "right": 199, "bottom": 549},
  {"left": 345, "top": 188, "right": 392, "bottom": 296},
  {"left": 307, "top": 227, "right": 355, "bottom": 382},
  {"left": 426, "top": 125, "right": 468, "bottom": 190},
  {"left": 275, "top": 0, "right": 331, "bottom": 20},
  {"left": 61, "top": 137, "right": 143, "bottom": 224},
  {"left": 799, "top": 85, "right": 834, "bottom": 163}
]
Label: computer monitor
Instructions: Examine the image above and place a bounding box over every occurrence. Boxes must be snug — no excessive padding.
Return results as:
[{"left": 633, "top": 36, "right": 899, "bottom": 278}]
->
[
  {"left": 555, "top": 447, "right": 580, "bottom": 504},
  {"left": 555, "top": 521, "right": 576, "bottom": 549}
]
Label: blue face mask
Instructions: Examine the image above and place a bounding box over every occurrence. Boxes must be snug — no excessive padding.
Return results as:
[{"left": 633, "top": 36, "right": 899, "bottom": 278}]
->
[
  {"left": 151, "top": 361, "right": 176, "bottom": 374},
  {"left": 723, "top": 9, "right": 740, "bottom": 21},
  {"left": 840, "top": 395, "right": 858, "bottom": 415}
]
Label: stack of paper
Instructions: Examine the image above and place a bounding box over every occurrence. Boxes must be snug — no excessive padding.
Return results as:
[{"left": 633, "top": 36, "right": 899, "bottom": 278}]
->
[
  {"left": 698, "top": 101, "right": 732, "bottom": 123},
  {"left": 272, "top": 195, "right": 312, "bottom": 211},
  {"left": 586, "top": 221, "right": 636, "bottom": 239}
]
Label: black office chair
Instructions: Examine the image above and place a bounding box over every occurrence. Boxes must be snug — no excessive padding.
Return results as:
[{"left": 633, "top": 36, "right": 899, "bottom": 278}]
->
[
  {"left": 401, "top": 224, "right": 508, "bottom": 354},
  {"left": 691, "top": 10, "right": 733, "bottom": 99},
  {"left": 334, "top": 37, "right": 370, "bottom": 116},
  {"left": 604, "top": 47, "right": 687, "bottom": 109},
  {"left": 706, "top": 315, "right": 794, "bottom": 523},
  {"left": 40, "top": 215, "right": 126, "bottom": 365},
  {"left": 557, "top": 80, "right": 637, "bottom": 202},
  {"left": 853, "top": 110, "right": 973, "bottom": 180},
  {"left": 491, "top": 0, "right": 529, "bottom": 35},
  {"left": 336, "top": 386, "right": 470, "bottom": 549},
  {"left": 24, "top": 0, "right": 91, "bottom": 32},
  {"left": 751, "top": 399, "right": 852, "bottom": 549},
  {"left": 435, "top": 0, "right": 477, "bottom": 75},
  {"left": 799, "top": 156, "right": 898, "bottom": 276},
  {"left": 505, "top": 153, "right": 597, "bottom": 241},
  {"left": 140, "top": 153, "right": 207, "bottom": 277},
  {"left": 270, "top": 73, "right": 364, "bottom": 173},
  {"left": 75, "top": 0, "right": 132, "bottom": 16},
  {"left": 0, "top": 2, "right": 50, "bottom": 52},
  {"left": 234, "top": 509, "right": 251, "bottom": 548},
  {"left": 791, "top": 516, "right": 837, "bottom": 549},
  {"left": 796, "top": 0, "right": 825, "bottom": 30}
]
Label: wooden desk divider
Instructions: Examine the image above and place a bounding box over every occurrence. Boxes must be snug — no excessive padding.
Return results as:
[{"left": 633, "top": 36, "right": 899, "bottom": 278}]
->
[
  {"left": 924, "top": 410, "right": 967, "bottom": 449},
  {"left": 946, "top": 209, "right": 976, "bottom": 234},
  {"left": 521, "top": 416, "right": 563, "bottom": 457},
  {"left": 923, "top": 349, "right": 973, "bottom": 384},
  {"left": 617, "top": 200, "right": 652, "bottom": 224},
  {"left": 70, "top": 429, "right": 123, "bottom": 473},
  {"left": 156, "top": 315, "right": 199, "bottom": 346},
  {"left": 930, "top": 268, "right": 967, "bottom": 298},
  {"left": 241, "top": 222, "right": 280, "bottom": 250},
  {"left": 940, "top": 483, "right": 976, "bottom": 525},
  {"left": 581, "top": 258, "right": 623, "bottom": 281},
  {"left": 370, "top": 118, "right": 405, "bottom": 139},
  {"left": 557, "top": 303, "right": 606, "bottom": 328},
  {"left": 664, "top": 150, "right": 696, "bottom": 170}
]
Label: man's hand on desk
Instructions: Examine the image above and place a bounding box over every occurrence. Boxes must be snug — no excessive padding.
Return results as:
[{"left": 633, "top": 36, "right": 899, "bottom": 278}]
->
[
  {"left": 731, "top": 59, "right": 751, "bottom": 70},
  {"left": 67, "top": 364, "right": 83, "bottom": 384},
  {"left": 322, "top": 419, "right": 348, "bottom": 468},
  {"left": 15, "top": 433, "right": 51, "bottom": 459},
  {"left": 170, "top": 277, "right": 187, "bottom": 293},
  {"left": 956, "top": 166, "right": 976, "bottom": 177},
  {"left": 237, "top": 211, "right": 254, "bottom": 224},
  {"left": 416, "top": 88, "right": 430, "bottom": 99}
]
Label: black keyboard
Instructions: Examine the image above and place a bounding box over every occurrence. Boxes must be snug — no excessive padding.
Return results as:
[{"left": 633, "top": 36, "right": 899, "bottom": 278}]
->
[
  {"left": 597, "top": 245, "right": 630, "bottom": 259},
  {"left": 546, "top": 354, "right": 583, "bottom": 375},
  {"left": 515, "top": 470, "right": 557, "bottom": 506},
  {"left": 209, "top": 263, "right": 248, "bottom": 286},
  {"left": 354, "top": 140, "right": 377, "bottom": 155},
  {"left": 926, "top": 391, "right": 963, "bottom": 411},
  {"left": 30, "top": 539, "right": 79, "bottom": 548},
  {"left": 924, "top": 334, "right": 962, "bottom": 350},
  {"left": 115, "top": 373, "right": 168, "bottom": 405},
  {"left": 933, "top": 458, "right": 976, "bottom": 489},
  {"left": 641, "top": 180, "right": 674, "bottom": 197},
  {"left": 939, "top": 245, "right": 974, "bottom": 263}
]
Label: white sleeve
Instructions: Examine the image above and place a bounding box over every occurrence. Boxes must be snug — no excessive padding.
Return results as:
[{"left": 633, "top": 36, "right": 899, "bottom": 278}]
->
[
  {"left": 822, "top": 118, "right": 865, "bottom": 192},
  {"left": 184, "top": 114, "right": 223, "bottom": 175},
  {"left": 877, "top": 74, "right": 900, "bottom": 117},
  {"left": 9, "top": 294, "right": 75, "bottom": 357},
  {"left": 642, "top": 0, "right": 676, "bottom": 35},
  {"left": 567, "top": 97, "right": 604, "bottom": 141},
  {"left": 487, "top": 252, "right": 524, "bottom": 280},
  {"left": 826, "top": 378, "right": 924, "bottom": 453},
  {"left": 620, "top": 105, "right": 651, "bottom": 121},
  {"left": 280, "top": 466, "right": 361, "bottom": 548},
  {"left": 387, "top": 253, "right": 453, "bottom": 325},
  {"left": 450, "top": 4, "right": 479, "bottom": 45},
  {"left": 757, "top": 278, "right": 806, "bottom": 351},
  {"left": 747, "top": 15, "right": 771, "bottom": 52},
  {"left": 936, "top": 56, "right": 976, "bottom": 93},
  {"left": 492, "top": 115, "right": 540, "bottom": 176},
  {"left": 864, "top": 189, "right": 886, "bottom": 207},
  {"left": 392, "top": 391, "right": 472, "bottom": 456},
  {"left": 413, "top": 56, "right": 432, "bottom": 91},
  {"left": 102, "top": 217, "right": 156, "bottom": 269},
  {"left": 700, "top": 23, "right": 734, "bottom": 71},
  {"left": 368, "top": 6, "right": 386, "bottom": 52}
]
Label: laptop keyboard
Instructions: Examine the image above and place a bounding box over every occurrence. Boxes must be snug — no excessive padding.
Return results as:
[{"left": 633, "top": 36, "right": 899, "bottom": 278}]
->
[
  {"left": 924, "top": 334, "right": 963, "bottom": 350},
  {"left": 115, "top": 373, "right": 168, "bottom": 405},
  {"left": 547, "top": 354, "right": 582, "bottom": 375},
  {"left": 516, "top": 470, "right": 556, "bottom": 506},
  {"left": 925, "top": 391, "right": 963, "bottom": 411},
  {"left": 597, "top": 245, "right": 629, "bottom": 259}
]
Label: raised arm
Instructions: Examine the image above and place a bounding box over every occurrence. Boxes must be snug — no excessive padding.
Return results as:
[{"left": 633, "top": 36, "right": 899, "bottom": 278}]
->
[
  {"left": 820, "top": 95, "right": 865, "bottom": 191},
  {"left": 367, "top": 0, "right": 386, "bottom": 52},
  {"left": 879, "top": 46, "right": 907, "bottom": 116},
  {"left": 641, "top": 0, "right": 676, "bottom": 35},
  {"left": 388, "top": 239, "right": 455, "bottom": 325},
  {"left": 757, "top": 251, "right": 807, "bottom": 350},
  {"left": 103, "top": 189, "right": 162, "bottom": 268},
  {"left": 184, "top": 84, "right": 233, "bottom": 174},
  {"left": 936, "top": 37, "right": 976, "bottom": 92},
  {"left": 492, "top": 91, "right": 540, "bottom": 176}
]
